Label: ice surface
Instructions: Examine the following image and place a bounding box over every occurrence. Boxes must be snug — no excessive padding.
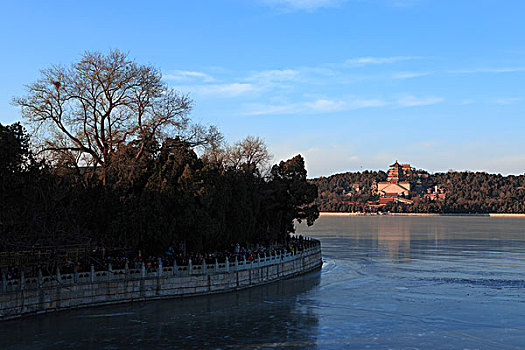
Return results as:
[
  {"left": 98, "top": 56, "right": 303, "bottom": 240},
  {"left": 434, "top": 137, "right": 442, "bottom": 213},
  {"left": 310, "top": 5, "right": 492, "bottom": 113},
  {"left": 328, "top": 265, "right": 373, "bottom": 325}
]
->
[{"left": 2, "top": 216, "right": 525, "bottom": 349}]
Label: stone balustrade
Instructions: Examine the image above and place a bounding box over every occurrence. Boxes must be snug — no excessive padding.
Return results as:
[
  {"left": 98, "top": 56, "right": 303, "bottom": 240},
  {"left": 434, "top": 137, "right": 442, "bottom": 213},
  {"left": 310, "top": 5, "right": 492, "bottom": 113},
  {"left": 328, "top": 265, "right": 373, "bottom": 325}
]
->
[{"left": 0, "top": 239, "right": 322, "bottom": 320}]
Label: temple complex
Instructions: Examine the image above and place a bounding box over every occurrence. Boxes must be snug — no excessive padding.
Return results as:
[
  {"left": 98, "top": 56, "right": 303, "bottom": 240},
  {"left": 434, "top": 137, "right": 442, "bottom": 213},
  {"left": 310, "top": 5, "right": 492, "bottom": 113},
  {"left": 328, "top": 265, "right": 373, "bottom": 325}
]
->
[
  {"left": 369, "top": 161, "right": 445, "bottom": 208},
  {"left": 376, "top": 161, "right": 413, "bottom": 198}
]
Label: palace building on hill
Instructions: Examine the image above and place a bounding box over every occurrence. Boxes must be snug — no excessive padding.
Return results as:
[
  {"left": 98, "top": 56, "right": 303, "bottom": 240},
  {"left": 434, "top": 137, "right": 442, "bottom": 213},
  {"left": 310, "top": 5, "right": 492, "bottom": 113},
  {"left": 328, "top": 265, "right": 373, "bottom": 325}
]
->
[
  {"left": 375, "top": 161, "right": 413, "bottom": 198},
  {"left": 386, "top": 161, "right": 415, "bottom": 182},
  {"left": 367, "top": 161, "right": 445, "bottom": 210},
  {"left": 377, "top": 182, "right": 411, "bottom": 197}
]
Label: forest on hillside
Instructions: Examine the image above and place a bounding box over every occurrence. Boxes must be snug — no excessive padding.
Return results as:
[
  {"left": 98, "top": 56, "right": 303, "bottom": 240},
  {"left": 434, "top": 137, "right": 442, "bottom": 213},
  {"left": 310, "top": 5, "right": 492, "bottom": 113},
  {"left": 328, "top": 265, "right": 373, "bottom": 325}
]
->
[{"left": 312, "top": 170, "right": 525, "bottom": 213}]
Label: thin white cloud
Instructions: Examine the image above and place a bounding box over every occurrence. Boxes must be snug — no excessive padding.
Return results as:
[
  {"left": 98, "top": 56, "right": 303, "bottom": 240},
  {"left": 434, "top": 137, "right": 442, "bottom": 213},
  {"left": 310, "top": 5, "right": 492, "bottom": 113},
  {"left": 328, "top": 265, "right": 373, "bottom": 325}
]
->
[
  {"left": 260, "top": 0, "right": 346, "bottom": 12},
  {"left": 392, "top": 71, "right": 431, "bottom": 79},
  {"left": 166, "top": 56, "right": 425, "bottom": 98},
  {"left": 397, "top": 96, "right": 444, "bottom": 107},
  {"left": 259, "top": 0, "right": 420, "bottom": 12},
  {"left": 344, "top": 56, "right": 421, "bottom": 67},
  {"left": 449, "top": 67, "right": 525, "bottom": 74},
  {"left": 247, "top": 69, "right": 301, "bottom": 83},
  {"left": 493, "top": 97, "right": 522, "bottom": 105},
  {"left": 186, "top": 83, "right": 257, "bottom": 98},
  {"left": 246, "top": 94, "right": 447, "bottom": 115},
  {"left": 245, "top": 103, "right": 301, "bottom": 116},
  {"left": 245, "top": 97, "right": 387, "bottom": 115},
  {"left": 164, "top": 70, "right": 215, "bottom": 82},
  {"left": 389, "top": 0, "right": 420, "bottom": 7},
  {"left": 305, "top": 99, "right": 348, "bottom": 113}
]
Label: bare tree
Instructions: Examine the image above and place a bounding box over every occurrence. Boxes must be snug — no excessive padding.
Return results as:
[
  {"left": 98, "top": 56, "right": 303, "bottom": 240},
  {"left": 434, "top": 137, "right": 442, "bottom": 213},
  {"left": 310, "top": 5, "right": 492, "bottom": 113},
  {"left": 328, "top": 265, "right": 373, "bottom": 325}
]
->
[
  {"left": 205, "top": 136, "right": 272, "bottom": 173},
  {"left": 234, "top": 136, "right": 272, "bottom": 168},
  {"left": 14, "top": 50, "right": 219, "bottom": 184}
]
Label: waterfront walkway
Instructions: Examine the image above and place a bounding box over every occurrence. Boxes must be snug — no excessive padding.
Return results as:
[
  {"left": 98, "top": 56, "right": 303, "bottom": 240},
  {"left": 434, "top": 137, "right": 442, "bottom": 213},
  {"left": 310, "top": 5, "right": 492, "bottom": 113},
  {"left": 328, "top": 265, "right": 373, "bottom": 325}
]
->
[{"left": 1, "top": 236, "right": 319, "bottom": 294}]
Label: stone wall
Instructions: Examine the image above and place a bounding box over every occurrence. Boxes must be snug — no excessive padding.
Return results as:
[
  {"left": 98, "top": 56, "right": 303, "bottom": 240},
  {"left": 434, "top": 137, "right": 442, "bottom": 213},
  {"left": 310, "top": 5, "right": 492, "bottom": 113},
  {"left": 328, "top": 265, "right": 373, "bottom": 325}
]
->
[{"left": 0, "top": 241, "right": 322, "bottom": 320}]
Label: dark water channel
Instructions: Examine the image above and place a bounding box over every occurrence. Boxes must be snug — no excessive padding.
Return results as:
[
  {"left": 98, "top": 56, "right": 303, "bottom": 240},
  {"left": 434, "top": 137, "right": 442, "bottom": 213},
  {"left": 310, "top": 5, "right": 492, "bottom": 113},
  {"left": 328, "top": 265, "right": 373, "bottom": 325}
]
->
[{"left": 2, "top": 216, "right": 525, "bottom": 349}]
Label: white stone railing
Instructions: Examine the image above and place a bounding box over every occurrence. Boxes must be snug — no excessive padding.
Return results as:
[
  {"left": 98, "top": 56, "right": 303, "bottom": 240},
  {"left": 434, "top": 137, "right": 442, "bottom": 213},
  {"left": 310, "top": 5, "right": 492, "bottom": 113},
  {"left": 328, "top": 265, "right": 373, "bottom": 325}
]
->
[{"left": 1, "top": 239, "right": 321, "bottom": 294}]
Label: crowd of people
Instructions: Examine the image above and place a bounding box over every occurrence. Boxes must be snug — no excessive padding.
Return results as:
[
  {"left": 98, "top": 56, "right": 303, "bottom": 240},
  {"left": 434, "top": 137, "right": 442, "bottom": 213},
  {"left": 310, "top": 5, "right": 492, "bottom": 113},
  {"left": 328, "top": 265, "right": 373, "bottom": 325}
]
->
[{"left": 2, "top": 236, "right": 318, "bottom": 281}]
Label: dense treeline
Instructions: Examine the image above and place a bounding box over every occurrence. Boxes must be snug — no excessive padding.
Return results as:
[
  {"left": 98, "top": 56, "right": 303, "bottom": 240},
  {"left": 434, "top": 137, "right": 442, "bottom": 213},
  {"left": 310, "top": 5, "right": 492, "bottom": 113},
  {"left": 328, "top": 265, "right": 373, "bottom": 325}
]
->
[
  {"left": 423, "top": 172, "right": 525, "bottom": 213},
  {"left": 0, "top": 50, "right": 318, "bottom": 256},
  {"left": 312, "top": 171, "right": 386, "bottom": 212},
  {"left": 0, "top": 122, "right": 318, "bottom": 254},
  {"left": 313, "top": 170, "right": 525, "bottom": 213}
]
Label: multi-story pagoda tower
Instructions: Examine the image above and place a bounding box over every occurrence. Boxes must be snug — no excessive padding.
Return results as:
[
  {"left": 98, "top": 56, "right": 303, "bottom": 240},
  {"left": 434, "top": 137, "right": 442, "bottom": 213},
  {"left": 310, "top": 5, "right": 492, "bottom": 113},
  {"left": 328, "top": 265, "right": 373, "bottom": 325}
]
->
[
  {"left": 387, "top": 161, "right": 403, "bottom": 182},
  {"left": 375, "top": 161, "right": 413, "bottom": 199}
]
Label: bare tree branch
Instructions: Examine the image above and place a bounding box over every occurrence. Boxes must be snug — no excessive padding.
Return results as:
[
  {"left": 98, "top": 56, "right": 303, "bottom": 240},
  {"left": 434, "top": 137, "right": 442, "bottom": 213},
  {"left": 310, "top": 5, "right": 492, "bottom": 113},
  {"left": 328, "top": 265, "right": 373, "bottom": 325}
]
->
[{"left": 12, "top": 50, "right": 222, "bottom": 184}]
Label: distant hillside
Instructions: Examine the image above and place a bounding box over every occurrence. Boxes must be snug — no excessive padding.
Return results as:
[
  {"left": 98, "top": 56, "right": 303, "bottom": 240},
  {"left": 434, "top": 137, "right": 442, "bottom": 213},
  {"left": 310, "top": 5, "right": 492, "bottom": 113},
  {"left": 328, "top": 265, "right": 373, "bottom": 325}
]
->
[{"left": 311, "top": 170, "right": 525, "bottom": 213}]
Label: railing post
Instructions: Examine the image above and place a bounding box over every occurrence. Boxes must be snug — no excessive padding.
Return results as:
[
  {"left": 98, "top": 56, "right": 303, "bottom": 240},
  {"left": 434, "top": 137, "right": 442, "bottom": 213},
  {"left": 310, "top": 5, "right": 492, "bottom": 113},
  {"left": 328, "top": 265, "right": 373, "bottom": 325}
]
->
[
  {"left": 225, "top": 257, "right": 230, "bottom": 273},
  {"left": 38, "top": 269, "right": 43, "bottom": 288},
  {"left": 20, "top": 271, "right": 25, "bottom": 290},
  {"left": 188, "top": 259, "right": 193, "bottom": 275},
  {"left": 90, "top": 265, "right": 95, "bottom": 282},
  {"left": 2, "top": 271, "right": 6, "bottom": 293}
]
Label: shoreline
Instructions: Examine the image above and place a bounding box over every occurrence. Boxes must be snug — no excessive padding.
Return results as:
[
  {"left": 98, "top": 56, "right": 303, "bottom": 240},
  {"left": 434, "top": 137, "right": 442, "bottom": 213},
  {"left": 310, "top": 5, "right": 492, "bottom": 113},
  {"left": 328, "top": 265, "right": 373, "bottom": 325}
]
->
[{"left": 320, "top": 212, "right": 525, "bottom": 217}]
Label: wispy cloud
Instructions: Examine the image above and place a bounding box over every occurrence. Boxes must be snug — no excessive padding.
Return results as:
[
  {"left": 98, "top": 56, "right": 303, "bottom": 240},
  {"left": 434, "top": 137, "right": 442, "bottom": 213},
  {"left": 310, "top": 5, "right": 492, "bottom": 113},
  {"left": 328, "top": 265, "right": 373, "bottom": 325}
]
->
[
  {"left": 245, "top": 103, "right": 300, "bottom": 116},
  {"left": 260, "top": 0, "right": 346, "bottom": 12},
  {"left": 185, "top": 83, "right": 257, "bottom": 98},
  {"left": 245, "top": 95, "right": 444, "bottom": 115},
  {"left": 388, "top": 0, "right": 420, "bottom": 7},
  {"left": 166, "top": 58, "right": 447, "bottom": 107},
  {"left": 167, "top": 56, "right": 425, "bottom": 98},
  {"left": 493, "top": 97, "right": 522, "bottom": 105},
  {"left": 245, "top": 97, "right": 387, "bottom": 115},
  {"left": 259, "top": 0, "right": 420, "bottom": 12},
  {"left": 348, "top": 98, "right": 389, "bottom": 109},
  {"left": 392, "top": 71, "right": 431, "bottom": 79},
  {"left": 305, "top": 99, "right": 348, "bottom": 113},
  {"left": 397, "top": 96, "right": 444, "bottom": 107},
  {"left": 449, "top": 67, "right": 525, "bottom": 74},
  {"left": 164, "top": 70, "right": 215, "bottom": 82},
  {"left": 307, "top": 97, "right": 386, "bottom": 112},
  {"left": 169, "top": 69, "right": 302, "bottom": 99},
  {"left": 247, "top": 69, "right": 301, "bottom": 84},
  {"left": 344, "top": 56, "right": 421, "bottom": 67}
]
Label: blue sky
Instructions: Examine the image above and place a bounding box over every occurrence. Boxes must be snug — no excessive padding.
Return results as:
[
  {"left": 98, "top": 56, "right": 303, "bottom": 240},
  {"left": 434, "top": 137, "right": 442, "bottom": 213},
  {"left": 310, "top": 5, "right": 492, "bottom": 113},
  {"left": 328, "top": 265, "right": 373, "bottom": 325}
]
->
[{"left": 2, "top": 0, "right": 525, "bottom": 177}]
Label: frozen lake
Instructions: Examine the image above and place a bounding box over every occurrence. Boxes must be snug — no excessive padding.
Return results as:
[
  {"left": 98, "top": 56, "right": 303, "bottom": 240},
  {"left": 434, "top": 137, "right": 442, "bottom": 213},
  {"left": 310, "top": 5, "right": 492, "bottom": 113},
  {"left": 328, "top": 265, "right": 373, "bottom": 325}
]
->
[{"left": 2, "top": 215, "right": 525, "bottom": 349}]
